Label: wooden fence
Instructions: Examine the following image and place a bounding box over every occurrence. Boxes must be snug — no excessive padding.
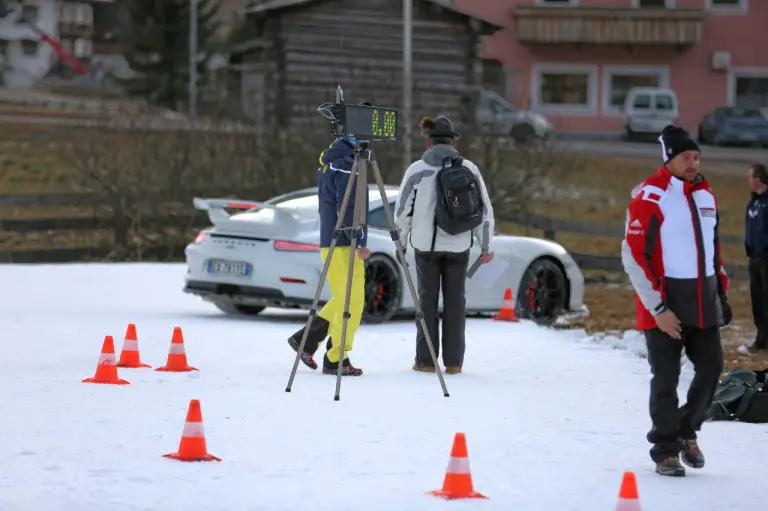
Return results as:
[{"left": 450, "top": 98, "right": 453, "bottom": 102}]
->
[{"left": 0, "top": 191, "right": 750, "bottom": 280}]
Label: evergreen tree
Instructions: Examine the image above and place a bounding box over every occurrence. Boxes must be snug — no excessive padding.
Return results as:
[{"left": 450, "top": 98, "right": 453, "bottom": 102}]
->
[{"left": 121, "top": 0, "right": 221, "bottom": 112}]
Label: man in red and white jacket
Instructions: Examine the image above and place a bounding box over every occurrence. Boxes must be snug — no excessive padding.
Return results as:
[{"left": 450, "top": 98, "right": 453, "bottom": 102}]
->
[{"left": 621, "top": 125, "right": 731, "bottom": 478}]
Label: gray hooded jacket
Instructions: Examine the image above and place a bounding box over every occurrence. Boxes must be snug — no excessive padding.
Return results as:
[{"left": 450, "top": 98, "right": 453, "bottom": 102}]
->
[{"left": 393, "top": 144, "right": 494, "bottom": 253}]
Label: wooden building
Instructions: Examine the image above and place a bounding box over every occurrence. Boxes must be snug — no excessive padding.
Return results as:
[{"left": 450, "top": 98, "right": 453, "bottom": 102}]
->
[{"left": 230, "top": 0, "right": 504, "bottom": 140}]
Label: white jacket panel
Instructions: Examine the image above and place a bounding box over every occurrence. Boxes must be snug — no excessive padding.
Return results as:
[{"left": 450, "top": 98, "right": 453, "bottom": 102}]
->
[{"left": 393, "top": 150, "right": 494, "bottom": 253}]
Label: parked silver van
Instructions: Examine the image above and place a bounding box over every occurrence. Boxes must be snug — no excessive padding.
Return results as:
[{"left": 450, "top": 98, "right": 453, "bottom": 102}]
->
[
  {"left": 476, "top": 89, "right": 553, "bottom": 144},
  {"left": 622, "top": 87, "right": 679, "bottom": 141}
]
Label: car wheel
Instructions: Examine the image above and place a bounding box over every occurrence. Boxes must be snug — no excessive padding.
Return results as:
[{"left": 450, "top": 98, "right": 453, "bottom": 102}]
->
[
  {"left": 363, "top": 254, "right": 402, "bottom": 324},
  {"left": 511, "top": 124, "right": 536, "bottom": 145},
  {"left": 212, "top": 301, "right": 266, "bottom": 316},
  {"left": 515, "top": 258, "right": 568, "bottom": 327}
]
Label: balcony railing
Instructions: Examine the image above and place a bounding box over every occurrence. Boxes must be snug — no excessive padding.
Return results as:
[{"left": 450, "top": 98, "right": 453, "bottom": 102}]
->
[{"left": 512, "top": 6, "right": 706, "bottom": 46}]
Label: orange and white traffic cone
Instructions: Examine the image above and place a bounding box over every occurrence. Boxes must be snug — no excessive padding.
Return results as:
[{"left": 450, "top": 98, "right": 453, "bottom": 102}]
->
[
  {"left": 616, "top": 471, "right": 641, "bottom": 510},
  {"left": 493, "top": 287, "right": 519, "bottom": 322},
  {"left": 82, "top": 335, "right": 130, "bottom": 385},
  {"left": 163, "top": 399, "right": 221, "bottom": 462},
  {"left": 429, "top": 433, "right": 487, "bottom": 500},
  {"left": 117, "top": 323, "right": 151, "bottom": 368},
  {"left": 155, "top": 327, "right": 198, "bottom": 372}
]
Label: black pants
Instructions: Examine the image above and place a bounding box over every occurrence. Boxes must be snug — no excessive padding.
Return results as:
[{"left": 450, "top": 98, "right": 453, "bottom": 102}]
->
[
  {"left": 414, "top": 249, "right": 470, "bottom": 368},
  {"left": 644, "top": 327, "right": 723, "bottom": 463},
  {"left": 749, "top": 257, "right": 768, "bottom": 349}
]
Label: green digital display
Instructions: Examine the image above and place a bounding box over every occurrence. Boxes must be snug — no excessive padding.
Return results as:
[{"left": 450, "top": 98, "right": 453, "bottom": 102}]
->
[{"left": 343, "top": 104, "right": 398, "bottom": 142}]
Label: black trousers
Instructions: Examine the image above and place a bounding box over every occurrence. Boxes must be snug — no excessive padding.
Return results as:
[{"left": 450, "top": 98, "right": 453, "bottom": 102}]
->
[
  {"left": 749, "top": 257, "right": 768, "bottom": 349},
  {"left": 414, "top": 249, "right": 470, "bottom": 368},
  {"left": 644, "top": 327, "right": 723, "bottom": 463}
]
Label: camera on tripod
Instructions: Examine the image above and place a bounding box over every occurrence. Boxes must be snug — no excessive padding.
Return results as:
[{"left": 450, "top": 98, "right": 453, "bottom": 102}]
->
[{"left": 317, "top": 86, "right": 399, "bottom": 143}]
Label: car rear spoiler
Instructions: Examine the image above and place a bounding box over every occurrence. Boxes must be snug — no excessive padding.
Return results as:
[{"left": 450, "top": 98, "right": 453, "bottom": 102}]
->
[{"left": 192, "top": 197, "right": 301, "bottom": 236}]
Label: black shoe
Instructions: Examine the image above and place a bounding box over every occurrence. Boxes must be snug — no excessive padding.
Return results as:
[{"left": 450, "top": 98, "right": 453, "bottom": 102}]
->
[
  {"left": 747, "top": 342, "right": 768, "bottom": 354},
  {"left": 680, "top": 438, "right": 705, "bottom": 469},
  {"left": 655, "top": 456, "right": 686, "bottom": 477},
  {"left": 287, "top": 337, "right": 319, "bottom": 370},
  {"left": 286, "top": 318, "right": 331, "bottom": 370},
  {"left": 322, "top": 354, "right": 363, "bottom": 376}
]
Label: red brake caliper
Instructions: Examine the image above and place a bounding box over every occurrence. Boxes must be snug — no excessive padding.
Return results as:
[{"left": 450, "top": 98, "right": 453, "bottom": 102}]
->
[
  {"left": 528, "top": 280, "right": 536, "bottom": 311},
  {"left": 374, "top": 284, "right": 384, "bottom": 306}
]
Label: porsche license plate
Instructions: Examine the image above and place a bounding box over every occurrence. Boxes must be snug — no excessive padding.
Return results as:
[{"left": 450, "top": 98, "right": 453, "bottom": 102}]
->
[{"left": 206, "top": 259, "right": 251, "bottom": 277}]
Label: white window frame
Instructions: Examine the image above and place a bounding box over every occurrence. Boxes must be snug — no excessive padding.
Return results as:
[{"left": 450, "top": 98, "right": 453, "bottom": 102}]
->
[
  {"left": 727, "top": 67, "right": 768, "bottom": 106},
  {"left": 601, "top": 66, "right": 670, "bottom": 116},
  {"left": 631, "top": 0, "right": 675, "bottom": 7},
  {"left": 705, "top": 0, "right": 748, "bottom": 14},
  {"left": 531, "top": 63, "right": 598, "bottom": 115},
  {"left": 534, "top": 0, "right": 578, "bottom": 6}
]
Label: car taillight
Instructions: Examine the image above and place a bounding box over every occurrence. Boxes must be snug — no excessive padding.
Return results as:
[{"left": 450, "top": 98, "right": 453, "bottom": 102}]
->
[
  {"left": 227, "top": 202, "right": 259, "bottom": 210},
  {"left": 194, "top": 233, "right": 208, "bottom": 244},
  {"left": 273, "top": 240, "right": 320, "bottom": 252}
]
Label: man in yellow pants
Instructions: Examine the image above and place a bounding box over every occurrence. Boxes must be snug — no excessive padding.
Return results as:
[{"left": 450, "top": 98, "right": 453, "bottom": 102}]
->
[{"left": 287, "top": 136, "right": 369, "bottom": 376}]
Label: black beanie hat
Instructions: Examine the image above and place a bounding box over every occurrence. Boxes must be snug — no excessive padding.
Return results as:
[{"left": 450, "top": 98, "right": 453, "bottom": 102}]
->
[{"left": 658, "top": 125, "right": 700, "bottom": 164}]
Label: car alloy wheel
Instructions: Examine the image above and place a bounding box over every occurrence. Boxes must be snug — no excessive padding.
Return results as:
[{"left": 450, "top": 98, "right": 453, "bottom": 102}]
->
[
  {"left": 363, "top": 254, "right": 401, "bottom": 324},
  {"left": 516, "top": 258, "right": 567, "bottom": 326}
]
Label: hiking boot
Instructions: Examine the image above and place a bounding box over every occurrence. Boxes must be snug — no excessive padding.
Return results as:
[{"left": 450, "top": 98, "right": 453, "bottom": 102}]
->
[
  {"left": 413, "top": 363, "right": 435, "bottom": 373},
  {"left": 445, "top": 366, "right": 462, "bottom": 375},
  {"left": 322, "top": 354, "right": 363, "bottom": 376},
  {"left": 287, "top": 337, "right": 318, "bottom": 370},
  {"left": 655, "top": 456, "right": 686, "bottom": 477},
  {"left": 286, "top": 318, "right": 331, "bottom": 370},
  {"left": 680, "top": 438, "right": 705, "bottom": 469}
]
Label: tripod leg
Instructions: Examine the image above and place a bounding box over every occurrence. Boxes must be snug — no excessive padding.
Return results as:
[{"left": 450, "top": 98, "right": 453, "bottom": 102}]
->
[
  {"left": 333, "top": 154, "right": 369, "bottom": 401},
  {"left": 369, "top": 157, "right": 450, "bottom": 397},
  {"left": 285, "top": 155, "right": 361, "bottom": 393}
]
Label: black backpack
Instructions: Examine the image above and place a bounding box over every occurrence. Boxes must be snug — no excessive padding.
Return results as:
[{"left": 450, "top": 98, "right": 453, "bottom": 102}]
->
[
  {"left": 432, "top": 157, "right": 484, "bottom": 246},
  {"left": 706, "top": 368, "right": 768, "bottom": 423}
]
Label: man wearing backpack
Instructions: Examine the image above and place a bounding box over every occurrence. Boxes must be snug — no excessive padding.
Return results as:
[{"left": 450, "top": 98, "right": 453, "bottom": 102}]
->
[{"left": 394, "top": 116, "right": 495, "bottom": 375}]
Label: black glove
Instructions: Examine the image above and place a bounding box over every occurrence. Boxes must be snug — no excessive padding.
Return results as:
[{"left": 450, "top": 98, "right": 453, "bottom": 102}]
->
[{"left": 720, "top": 295, "right": 732, "bottom": 326}]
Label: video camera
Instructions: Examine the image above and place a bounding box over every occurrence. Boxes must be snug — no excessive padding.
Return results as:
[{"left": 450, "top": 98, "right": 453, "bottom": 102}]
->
[{"left": 317, "top": 86, "right": 399, "bottom": 143}]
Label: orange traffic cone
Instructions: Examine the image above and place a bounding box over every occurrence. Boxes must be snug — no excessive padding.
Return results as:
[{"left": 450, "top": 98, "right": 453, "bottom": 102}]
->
[
  {"left": 616, "top": 471, "right": 641, "bottom": 510},
  {"left": 117, "top": 323, "right": 151, "bottom": 368},
  {"left": 82, "top": 335, "right": 130, "bottom": 385},
  {"left": 155, "top": 327, "right": 198, "bottom": 372},
  {"left": 429, "top": 433, "right": 487, "bottom": 500},
  {"left": 493, "top": 287, "right": 519, "bottom": 322},
  {"left": 163, "top": 399, "right": 221, "bottom": 462}
]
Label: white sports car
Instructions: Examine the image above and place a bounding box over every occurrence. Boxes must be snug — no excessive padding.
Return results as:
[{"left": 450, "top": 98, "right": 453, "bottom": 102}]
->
[{"left": 183, "top": 186, "right": 588, "bottom": 325}]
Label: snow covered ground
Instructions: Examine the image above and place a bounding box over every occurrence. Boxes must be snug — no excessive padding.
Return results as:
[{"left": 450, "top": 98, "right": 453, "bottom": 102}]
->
[{"left": 0, "top": 263, "right": 766, "bottom": 511}]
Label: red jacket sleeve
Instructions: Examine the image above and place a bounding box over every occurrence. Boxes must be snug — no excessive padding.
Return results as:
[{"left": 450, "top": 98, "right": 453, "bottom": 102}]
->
[{"left": 620, "top": 189, "right": 667, "bottom": 316}]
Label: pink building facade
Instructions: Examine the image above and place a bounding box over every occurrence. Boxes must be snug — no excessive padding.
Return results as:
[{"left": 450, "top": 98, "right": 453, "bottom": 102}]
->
[{"left": 456, "top": 0, "right": 768, "bottom": 135}]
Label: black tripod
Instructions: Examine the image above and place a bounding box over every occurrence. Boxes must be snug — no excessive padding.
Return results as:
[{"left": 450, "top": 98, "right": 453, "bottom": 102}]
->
[{"left": 285, "top": 142, "right": 450, "bottom": 401}]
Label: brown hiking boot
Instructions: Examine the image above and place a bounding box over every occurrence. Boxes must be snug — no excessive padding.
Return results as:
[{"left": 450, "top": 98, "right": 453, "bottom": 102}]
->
[
  {"left": 445, "top": 366, "right": 462, "bottom": 375},
  {"left": 412, "top": 363, "right": 435, "bottom": 373},
  {"left": 680, "top": 438, "right": 705, "bottom": 469},
  {"left": 655, "top": 456, "right": 686, "bottom": 477}
]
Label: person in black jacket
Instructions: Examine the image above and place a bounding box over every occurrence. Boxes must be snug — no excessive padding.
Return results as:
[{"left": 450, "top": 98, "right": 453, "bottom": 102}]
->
[
  {"left": 745, "top": 162, "right": 768, "bottom": 354},
  {"left": 286, "top": 136, "right": 369, "bottom": 376}
]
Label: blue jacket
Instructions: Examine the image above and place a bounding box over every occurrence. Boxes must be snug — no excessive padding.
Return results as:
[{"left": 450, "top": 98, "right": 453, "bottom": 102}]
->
[
  {"left": 746, "top": 191, "right": 768, "bottom": 260},
  {"left": 317, "top": 138, "right": 368, "bottom": 248}
]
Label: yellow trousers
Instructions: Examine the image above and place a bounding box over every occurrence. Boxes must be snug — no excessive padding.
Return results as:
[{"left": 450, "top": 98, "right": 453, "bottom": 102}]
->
[{"left": 317, "top": 246, "right": 365, "bottom": 363}]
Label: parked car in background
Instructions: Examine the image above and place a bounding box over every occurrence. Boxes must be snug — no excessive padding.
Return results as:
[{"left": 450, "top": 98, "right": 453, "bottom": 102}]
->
[
  {"left": 184, "top": 186, "right": 588, "bottom": 327},
  {"left": 622, "top": 87, "right": 679, "bottom": 141},
  {"left": 697, "top": 106, "right": 768, "bottom": 147},
  {"left": 475, "top": 89, "right": 553, "bottom": 144}
]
